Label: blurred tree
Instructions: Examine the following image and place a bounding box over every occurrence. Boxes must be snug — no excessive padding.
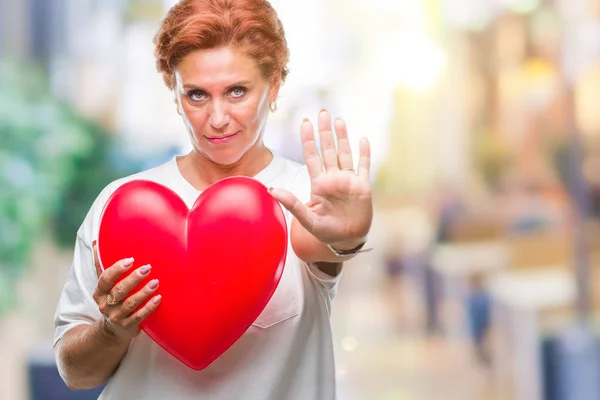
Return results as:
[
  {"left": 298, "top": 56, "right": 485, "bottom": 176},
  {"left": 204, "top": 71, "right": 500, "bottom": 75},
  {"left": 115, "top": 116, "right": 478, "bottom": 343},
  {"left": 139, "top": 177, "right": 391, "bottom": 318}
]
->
[
  {"left": 0, "top": 61, "right": 136, "bottom": 316},
  {"left": 50, "top": 123, "right": 131, "bottom": 248}
]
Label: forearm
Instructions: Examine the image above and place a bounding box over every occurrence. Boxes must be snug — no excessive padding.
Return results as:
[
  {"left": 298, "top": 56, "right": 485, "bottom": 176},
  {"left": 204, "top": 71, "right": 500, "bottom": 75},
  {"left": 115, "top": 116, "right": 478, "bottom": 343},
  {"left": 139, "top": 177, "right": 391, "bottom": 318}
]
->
[
  {"left": 291, "top": 219, "right": 335, "bottom": 262},
  {"left": 290, "top": 218, "right": 365, "bottom": 263},
  {"left": 314, "top": 261, "right": 343, "bottom": 277},
  {"left": 55, "top": 319, "right": 132, "bottom": 390}
]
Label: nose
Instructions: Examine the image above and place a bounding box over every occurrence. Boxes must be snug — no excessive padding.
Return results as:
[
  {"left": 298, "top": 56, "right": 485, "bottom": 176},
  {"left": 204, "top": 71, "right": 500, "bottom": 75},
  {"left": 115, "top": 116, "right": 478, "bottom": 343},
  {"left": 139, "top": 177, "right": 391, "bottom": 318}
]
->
[{"left": 208, "top": 100, "right": 231, "bottom": 130}]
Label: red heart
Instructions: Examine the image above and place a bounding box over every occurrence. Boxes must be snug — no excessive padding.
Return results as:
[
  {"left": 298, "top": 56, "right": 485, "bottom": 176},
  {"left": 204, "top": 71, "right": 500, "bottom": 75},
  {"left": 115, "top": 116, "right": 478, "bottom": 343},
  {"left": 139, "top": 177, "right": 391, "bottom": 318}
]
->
[{"left": 97, "top": 177, "right": 287, "bottom": 370}]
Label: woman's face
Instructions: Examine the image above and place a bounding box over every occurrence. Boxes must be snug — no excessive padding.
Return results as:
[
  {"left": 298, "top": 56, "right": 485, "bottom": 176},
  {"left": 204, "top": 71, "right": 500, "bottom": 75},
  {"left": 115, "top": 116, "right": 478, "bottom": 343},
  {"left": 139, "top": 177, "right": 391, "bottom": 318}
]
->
[{"left": 174, "top": 46, "right": 279, "bottom": 166}]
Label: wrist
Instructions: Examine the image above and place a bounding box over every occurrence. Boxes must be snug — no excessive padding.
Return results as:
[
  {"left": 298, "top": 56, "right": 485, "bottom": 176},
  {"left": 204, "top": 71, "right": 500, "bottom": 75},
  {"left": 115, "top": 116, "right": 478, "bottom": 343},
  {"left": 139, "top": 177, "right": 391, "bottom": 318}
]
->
[
  {"left": 326, "top": 237, "right": 372, "bottom": 259},
  {"left": 98, "top": 316, "right": 133, "bottom": 346},
  {"left": 329, "top": 237, "right": 368, "bottom": 252}
]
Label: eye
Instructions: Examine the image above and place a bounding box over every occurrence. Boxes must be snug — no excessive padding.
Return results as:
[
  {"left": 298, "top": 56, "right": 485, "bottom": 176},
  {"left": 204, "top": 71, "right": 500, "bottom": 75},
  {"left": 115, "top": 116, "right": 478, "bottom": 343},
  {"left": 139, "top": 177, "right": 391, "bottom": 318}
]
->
[
  {"left": 188, "top": 90, "right": 206, "bottom": 102},
  {"left": 229, "top": 87, "right": 247, "bottom": 98}
]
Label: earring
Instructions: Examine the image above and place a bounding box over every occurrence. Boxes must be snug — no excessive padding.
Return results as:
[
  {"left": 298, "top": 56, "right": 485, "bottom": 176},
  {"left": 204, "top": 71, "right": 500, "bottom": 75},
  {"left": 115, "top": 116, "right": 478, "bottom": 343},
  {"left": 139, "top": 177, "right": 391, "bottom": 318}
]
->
[{"left": 269, "top": 101, "right": 277, "bottom": 112}]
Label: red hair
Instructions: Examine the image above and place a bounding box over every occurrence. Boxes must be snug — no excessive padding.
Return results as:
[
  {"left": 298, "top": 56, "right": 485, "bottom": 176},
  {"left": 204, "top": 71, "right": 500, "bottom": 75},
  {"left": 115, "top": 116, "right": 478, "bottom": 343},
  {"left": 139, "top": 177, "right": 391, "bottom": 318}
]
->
[{"left": 154, "top": 0, "right": 289, "bottom": 90}]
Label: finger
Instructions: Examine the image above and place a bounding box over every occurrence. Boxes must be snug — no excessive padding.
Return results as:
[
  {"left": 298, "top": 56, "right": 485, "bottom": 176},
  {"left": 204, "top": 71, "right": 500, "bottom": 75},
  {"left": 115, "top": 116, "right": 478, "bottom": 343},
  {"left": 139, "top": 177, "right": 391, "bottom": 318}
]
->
[
  {"left": 301, "top": 119, "right": 323, "bottom": 179},
  {"left": 127, "top": 294, "right": 162, "bottom": 325},
  {"left": 110, "top": 264, "right": 152, "bottom": 303},
  {"left": 92, "top": 241, "right": 101, "bottom": 278},
  {"left": 120, "top": 279, "right": 160, "bottom": 317},
  {"left": 334, "top": 118, "right": 354, "bottom": 171},
  {"left": 358, "top": 137, "right": 371, "bottom": 182},
  {"left": 269, "top": 187, "right": 314, "bottom": 231},
  {"left": 318, "top": 110, "right": 339, "bottom": 172},
  {"left": 96, "top": 257, "right": 135, "bottom": 295}
]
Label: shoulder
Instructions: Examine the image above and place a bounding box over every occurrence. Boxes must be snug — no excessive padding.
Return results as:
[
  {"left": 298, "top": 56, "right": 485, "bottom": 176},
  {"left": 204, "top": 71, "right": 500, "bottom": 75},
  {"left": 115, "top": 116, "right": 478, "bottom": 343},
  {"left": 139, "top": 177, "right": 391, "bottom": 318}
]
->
[
  {"left": 96, "top": 159, "right": 173, "bottom": 213},
  {"left": 77, "top": 159, "right": 175, "bottom": 242},
  {"left": 273, "top": 154, "right": 309, "bottom": 185},
  {"left": 271, "top": 153, "right": 304, "bottom": 177},
  {"left": 273, "top": 154, "right": 311, "bottom": 202}
]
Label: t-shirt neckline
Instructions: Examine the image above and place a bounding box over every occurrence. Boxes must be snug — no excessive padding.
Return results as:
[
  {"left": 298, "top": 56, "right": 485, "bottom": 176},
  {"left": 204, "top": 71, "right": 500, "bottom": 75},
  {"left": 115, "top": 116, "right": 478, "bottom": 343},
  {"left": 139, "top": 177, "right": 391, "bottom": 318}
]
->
[{"left": 170, "top": 150, "right": 285, "bottom": 195}]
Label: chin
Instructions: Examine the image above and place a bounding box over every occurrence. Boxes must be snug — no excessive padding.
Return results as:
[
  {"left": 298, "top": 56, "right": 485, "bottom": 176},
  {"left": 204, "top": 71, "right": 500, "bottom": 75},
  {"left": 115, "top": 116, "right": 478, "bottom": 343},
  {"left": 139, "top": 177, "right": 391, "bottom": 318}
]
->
[{"left": 197, "top": 146, "right": 246, "bottom": 167}]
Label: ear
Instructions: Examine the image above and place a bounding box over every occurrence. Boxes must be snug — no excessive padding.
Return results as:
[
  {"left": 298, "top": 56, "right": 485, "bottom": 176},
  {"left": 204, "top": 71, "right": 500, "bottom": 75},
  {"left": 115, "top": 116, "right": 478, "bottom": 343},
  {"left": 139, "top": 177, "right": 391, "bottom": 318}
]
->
[{"left": 268, "top": 77, "right": 281, "bottom": 104}]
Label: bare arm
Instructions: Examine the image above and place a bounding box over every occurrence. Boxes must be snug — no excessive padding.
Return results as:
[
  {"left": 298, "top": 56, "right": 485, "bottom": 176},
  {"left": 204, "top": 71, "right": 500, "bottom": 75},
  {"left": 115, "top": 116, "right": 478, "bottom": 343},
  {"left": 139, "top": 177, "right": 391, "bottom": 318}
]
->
[
  {"left": 55, "top": 320, "right": 132, "bottom": 389},
  {"left": 314, "top": 261, "right": 343, "bottom": 277},
  {"left": 270, "top": 111, "right": 373, "bottom": 272},
  {"left": 290, "top": 217, "right": 366, "bottom": 263},
  {"left": 55, "top": 246, "right": 161, "bottom": 389}
]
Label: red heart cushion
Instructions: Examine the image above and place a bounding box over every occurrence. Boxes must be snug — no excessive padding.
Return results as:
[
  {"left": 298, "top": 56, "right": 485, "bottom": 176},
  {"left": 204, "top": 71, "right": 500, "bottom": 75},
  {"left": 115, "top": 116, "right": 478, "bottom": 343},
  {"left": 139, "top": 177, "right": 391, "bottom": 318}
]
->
[{"left": 97, "top": 177, "right": 287, "bottom": 370}]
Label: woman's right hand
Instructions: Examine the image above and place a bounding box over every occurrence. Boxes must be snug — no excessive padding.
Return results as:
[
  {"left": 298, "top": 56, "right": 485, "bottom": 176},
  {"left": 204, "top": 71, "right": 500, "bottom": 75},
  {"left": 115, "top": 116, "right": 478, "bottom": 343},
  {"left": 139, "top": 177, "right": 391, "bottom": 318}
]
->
[{"left": 92, "top": 243, "right": 162, "bottom": 341}]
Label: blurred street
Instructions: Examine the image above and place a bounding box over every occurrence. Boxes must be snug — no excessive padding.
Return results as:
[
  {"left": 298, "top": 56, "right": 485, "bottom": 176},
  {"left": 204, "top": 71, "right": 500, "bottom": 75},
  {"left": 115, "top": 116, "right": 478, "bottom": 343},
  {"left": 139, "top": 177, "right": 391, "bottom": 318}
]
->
[{"left": 3, "top": 0, "right": 600, "bottom": 399}]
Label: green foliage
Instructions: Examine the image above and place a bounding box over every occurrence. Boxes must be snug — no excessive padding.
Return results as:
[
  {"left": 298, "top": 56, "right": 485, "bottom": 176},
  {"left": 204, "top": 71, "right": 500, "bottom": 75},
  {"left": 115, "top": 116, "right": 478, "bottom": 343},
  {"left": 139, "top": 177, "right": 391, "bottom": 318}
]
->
[
  {"left": 51, "top": 125, "right": 131, "bottom": 248},
  {"left": 0, "top": 61, "right": 135, "bottom": 315}
]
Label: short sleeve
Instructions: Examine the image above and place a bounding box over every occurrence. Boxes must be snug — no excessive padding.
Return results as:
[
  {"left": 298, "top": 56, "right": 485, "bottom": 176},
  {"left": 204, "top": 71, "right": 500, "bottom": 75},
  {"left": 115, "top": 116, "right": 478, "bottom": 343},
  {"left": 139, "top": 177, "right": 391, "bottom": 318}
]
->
[
  {"left": 53, "top": 234, "right": 102, "bottom": 346},
  {"left": 304, "top": 261, "right": 342, "bottom": 299},
  {"left": 53, "top": 184, "right": 116, "bottom": 347}
]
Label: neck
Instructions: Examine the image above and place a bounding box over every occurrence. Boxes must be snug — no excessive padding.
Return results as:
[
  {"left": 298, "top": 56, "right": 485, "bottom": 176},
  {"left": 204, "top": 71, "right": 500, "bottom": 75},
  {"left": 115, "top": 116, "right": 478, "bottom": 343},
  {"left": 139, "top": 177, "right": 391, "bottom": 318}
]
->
[{"left": 177, "top": 143, "right": 273, "bottom": 191}]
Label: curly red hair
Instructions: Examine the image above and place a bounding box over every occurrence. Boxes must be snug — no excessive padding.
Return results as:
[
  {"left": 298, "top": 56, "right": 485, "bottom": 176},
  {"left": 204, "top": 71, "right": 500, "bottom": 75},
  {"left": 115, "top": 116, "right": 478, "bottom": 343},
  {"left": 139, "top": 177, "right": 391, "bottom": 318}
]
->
[{"left": 154, "top": 0, "right": 289, "bottom": 90}]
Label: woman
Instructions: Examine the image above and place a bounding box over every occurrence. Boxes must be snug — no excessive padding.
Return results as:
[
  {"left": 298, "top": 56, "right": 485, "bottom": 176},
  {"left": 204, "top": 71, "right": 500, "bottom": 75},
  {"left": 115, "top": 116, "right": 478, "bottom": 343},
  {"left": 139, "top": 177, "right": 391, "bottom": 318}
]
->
[{"left": 53, "top": 0, "right": 372, "bottom": 399}]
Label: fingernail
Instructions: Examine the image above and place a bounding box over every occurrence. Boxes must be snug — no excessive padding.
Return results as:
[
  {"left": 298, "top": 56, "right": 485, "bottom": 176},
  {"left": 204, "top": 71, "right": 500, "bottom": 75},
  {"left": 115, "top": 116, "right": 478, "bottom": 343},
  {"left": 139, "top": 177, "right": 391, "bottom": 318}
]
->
[
  {"left": 302, "top": 117, "right": 309, "bottom": 123},
  {"left": 320, "top": 108, "right": 327, "bottom": 113},
  {"left": 140, "top": 264, "right": 151, "bottom": 275},
  {"left": 92, "top": 240, "right": 97, "bottom": 247},
  {"left": 153, "top": 295, "right": 162, "bottom": 304},
  {"left": 149, "top": 279, "right": 159, "bottom": 289},
  {"left": 123, "top": 258, "right": 134, "bottom": 267},
  {"left": 268, "top": 187, "right": 274, "bottom": 193}
]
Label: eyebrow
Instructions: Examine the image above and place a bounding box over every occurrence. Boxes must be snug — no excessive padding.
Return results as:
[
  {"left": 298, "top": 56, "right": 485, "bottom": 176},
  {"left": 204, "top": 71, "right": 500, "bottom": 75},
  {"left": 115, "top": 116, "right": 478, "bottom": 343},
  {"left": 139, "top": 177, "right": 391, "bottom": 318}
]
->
[{"left": 182, "top": 81, "right": 252, "bottom": 91}]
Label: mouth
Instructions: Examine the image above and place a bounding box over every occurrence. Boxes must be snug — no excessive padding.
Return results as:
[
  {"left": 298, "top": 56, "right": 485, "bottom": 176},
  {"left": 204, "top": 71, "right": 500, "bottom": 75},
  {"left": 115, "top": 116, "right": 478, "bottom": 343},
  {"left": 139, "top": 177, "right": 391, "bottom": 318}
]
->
[{"left": 204, "top": 131, "right": 239, "bottom": 145}]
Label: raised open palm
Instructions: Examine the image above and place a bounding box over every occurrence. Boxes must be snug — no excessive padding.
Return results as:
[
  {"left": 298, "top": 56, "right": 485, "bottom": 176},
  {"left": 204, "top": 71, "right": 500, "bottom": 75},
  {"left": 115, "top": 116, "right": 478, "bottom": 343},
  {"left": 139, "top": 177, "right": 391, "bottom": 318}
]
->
[{"left": 270, "top": 110, "right": 373, "bottom": 249}]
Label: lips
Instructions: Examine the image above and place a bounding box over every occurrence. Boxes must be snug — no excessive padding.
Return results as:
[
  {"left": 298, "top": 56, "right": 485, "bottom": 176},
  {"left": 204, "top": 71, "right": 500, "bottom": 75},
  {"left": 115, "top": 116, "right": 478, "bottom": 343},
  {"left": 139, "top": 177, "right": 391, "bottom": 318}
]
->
[{"left": 204, "top": 131, "right": 239, "bottom": 144}]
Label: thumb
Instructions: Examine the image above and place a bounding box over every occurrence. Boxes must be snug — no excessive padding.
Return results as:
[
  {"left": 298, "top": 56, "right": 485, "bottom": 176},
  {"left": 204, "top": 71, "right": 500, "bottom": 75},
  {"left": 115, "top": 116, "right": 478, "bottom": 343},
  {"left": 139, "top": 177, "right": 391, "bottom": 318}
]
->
[
  {"left": 92, "top": 240, "right": 102, "bottom": 279},
  {"left": 269, "top": 187, "right": 313, "bottom": 231}
]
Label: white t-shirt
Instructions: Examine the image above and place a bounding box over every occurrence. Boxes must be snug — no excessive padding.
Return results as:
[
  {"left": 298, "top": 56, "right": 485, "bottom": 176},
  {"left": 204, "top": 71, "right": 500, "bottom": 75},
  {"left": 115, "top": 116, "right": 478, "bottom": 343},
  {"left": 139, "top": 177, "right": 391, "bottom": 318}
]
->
[{"left": 53, "top": 153, "right": 342, "bottom": 400}]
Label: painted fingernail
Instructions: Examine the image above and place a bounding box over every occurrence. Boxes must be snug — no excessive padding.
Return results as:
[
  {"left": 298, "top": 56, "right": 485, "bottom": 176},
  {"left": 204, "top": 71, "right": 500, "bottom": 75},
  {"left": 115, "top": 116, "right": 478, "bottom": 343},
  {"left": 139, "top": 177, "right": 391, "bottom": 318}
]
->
[
  {"left": 140, "top": 265, "right": 151, "bottom": 275},
  {"left": 92, "top": 240, "right": 97, "bottom": 247},
  {"left": 153, "top": 295, "right": 162, "bottom": 304},
  {"left": 123, "top": 258, "right": 134, "bottom": 267},
  {"left": 149, "top": 279, "right": 159, "bottom": 289}
]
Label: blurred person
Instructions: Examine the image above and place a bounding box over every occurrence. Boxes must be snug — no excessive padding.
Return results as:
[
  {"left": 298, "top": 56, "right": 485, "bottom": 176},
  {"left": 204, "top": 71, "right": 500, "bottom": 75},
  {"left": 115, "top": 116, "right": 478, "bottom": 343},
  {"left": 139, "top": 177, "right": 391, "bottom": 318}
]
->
[
  {"left": 52, "top": 1, "right": 373, "bottom": 399},
  {"left": 465, "top": 273, "right": 491, "bottom": 366},
  {"left": 422, "top": 250, "right": 441, "bottom": 337},
  {"left": 381, "top": 237, "right": 408, "bottom": 332},
  {"left": 384, "top": 236, "right": 404, "bottom": 278},
  {"left": 433, "top": 183, "right": 465, "bottom": 243}
]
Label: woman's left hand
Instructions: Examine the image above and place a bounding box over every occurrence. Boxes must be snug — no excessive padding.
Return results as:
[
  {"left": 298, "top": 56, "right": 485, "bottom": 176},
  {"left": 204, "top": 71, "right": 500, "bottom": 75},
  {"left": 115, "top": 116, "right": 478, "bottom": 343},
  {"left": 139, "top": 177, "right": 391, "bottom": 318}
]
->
[{"left": 269, "top": 110, "right": 373, "bottom": 251}]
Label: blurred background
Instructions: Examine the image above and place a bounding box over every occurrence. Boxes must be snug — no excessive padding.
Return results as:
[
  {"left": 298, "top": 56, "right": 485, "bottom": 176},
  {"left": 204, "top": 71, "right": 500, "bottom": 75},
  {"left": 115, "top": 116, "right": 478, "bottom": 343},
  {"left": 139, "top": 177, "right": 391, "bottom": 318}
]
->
[{"left": 2, "top": 0, "right": 600, "bottom": 399}]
